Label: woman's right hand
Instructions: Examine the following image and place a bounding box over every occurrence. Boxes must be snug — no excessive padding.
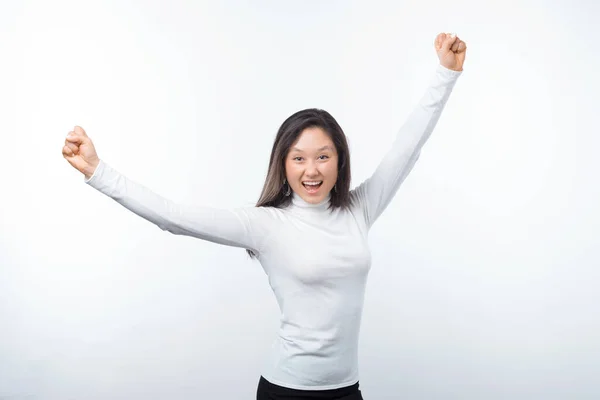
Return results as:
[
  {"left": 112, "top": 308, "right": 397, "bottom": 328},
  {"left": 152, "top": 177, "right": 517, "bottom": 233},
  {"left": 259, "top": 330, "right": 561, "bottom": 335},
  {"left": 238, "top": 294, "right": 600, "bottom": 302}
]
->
[{"left": 62, "top": 126, "right": 100, "bottom": 180}]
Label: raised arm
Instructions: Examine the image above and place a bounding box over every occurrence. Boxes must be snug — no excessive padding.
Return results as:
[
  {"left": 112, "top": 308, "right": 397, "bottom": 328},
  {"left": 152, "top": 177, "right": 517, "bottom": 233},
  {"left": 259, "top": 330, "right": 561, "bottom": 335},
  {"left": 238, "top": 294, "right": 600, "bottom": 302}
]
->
[
  {"left": 62, "top": 127, "right": 269, "bottom": 254},
  {"left": 352, "top": 33, "right": 467, "bottom": 228}
]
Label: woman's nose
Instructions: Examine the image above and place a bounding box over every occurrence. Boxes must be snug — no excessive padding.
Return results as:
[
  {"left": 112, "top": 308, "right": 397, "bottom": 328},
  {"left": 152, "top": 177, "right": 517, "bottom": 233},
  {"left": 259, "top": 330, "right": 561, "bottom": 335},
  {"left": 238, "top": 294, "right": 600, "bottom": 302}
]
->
[{"left": 305, "top": 162, "right": 320, "bottom": 176}]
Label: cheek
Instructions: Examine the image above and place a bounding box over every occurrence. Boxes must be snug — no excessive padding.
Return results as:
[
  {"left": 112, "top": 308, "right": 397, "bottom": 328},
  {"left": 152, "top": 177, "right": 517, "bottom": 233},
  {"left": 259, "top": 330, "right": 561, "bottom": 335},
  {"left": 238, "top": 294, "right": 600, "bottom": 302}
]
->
[
  {"left": 284, "top": 161, "right": 300, "bottom": 180},
  {"left": 324, "top": 160, "right": 339, "bottom": 180}
]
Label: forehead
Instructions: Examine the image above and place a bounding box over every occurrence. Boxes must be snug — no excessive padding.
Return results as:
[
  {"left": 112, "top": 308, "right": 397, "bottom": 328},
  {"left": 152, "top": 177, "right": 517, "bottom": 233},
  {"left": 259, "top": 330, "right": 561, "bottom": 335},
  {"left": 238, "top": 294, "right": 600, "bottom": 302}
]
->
[{"left": 291, "top": 126, "right": 336, "bottom": 151}]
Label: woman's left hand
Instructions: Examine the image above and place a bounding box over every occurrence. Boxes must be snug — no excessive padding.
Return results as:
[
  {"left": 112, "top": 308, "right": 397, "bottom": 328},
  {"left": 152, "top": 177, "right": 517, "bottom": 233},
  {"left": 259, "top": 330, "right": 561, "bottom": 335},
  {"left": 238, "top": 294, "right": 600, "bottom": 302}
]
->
[{"left": 435, "top": 32, "right": 467, "bottom": 72}]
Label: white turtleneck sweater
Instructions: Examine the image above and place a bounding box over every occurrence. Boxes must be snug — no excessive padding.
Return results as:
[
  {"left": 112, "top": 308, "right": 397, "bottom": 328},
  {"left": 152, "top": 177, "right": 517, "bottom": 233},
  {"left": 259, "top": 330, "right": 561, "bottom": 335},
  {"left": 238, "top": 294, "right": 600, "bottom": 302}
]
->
[{"left": 85, "top": 64, "right": 462, "bottom": 390}]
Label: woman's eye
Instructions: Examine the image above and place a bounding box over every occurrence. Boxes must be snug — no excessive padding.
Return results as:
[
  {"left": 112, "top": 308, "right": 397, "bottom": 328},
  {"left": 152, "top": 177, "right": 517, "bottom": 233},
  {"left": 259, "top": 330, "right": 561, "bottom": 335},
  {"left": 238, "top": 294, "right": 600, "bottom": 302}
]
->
[{"left": 292, "top": 155, "right": 328, "bottom": 161}]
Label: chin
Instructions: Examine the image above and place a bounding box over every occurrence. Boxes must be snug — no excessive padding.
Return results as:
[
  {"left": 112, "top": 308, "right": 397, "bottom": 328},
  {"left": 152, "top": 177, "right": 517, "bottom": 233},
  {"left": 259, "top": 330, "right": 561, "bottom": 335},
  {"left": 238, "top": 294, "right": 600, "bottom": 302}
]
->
[
  {"left": 303, "top": 195, "right": 325, "bottom": 204},
  {"left": 301, "top": 190, "right": 330, "bottom": 204}
]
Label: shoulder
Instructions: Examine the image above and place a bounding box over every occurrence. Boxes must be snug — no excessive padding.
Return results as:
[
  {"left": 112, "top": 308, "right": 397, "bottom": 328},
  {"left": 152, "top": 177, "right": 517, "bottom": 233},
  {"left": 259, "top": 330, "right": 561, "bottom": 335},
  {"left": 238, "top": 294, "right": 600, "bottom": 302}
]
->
[
  {"left": 232, "top": 204, "right": 287, "bottom": 225},
  {"left": 349, "top": 182, "right": 368, "bottom": 211},
  {"left": 348, "top": 183, "right": 371, "bottom": 228},
  {"left": 232, "top": 205, "right": 288, "bottom": 253}
]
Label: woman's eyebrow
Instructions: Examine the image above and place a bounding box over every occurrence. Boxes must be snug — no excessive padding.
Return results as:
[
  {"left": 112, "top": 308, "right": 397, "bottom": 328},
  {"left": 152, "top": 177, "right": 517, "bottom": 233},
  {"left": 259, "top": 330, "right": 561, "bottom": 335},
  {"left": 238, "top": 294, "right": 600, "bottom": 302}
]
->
[{"left": 291, "top": 145, "right": 335, "bottom": 153}]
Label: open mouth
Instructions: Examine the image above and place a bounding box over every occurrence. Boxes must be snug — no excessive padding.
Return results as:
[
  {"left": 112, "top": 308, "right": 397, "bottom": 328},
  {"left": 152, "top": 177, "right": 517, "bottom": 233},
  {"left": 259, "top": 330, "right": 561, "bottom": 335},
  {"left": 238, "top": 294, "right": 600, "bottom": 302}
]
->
[{"left": 302, "top": 181, "right": 323, "bottom": 193}]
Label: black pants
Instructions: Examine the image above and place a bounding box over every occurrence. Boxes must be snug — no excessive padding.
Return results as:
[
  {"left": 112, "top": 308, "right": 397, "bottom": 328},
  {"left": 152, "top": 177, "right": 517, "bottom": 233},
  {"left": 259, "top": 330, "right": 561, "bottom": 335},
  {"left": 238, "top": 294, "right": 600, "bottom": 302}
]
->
[{"left": 256, "top": 376, "right": 364, "bottom": 400}]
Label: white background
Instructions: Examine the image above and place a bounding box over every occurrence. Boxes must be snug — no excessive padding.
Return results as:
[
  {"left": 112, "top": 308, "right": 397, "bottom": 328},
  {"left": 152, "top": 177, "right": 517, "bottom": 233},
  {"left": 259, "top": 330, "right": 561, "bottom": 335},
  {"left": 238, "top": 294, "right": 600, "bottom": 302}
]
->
[{"left": 1, "top": 0, "right": 599, "bottom": 399}]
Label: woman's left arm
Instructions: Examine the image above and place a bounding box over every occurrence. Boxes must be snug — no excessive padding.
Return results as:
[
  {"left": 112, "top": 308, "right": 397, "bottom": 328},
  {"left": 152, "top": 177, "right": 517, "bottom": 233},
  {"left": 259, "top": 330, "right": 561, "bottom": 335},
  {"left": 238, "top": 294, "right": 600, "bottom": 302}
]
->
[{"left": 353, "top": 33, "right": 467, "bottom": 228}]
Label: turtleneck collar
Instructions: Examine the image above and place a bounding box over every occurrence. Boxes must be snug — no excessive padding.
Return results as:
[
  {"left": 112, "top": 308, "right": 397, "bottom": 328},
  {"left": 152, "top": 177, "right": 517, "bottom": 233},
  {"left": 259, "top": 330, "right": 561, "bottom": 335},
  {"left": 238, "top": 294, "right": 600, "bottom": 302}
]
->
[{"left": 290, "top": 191, "right": 331, "bottom": 211}]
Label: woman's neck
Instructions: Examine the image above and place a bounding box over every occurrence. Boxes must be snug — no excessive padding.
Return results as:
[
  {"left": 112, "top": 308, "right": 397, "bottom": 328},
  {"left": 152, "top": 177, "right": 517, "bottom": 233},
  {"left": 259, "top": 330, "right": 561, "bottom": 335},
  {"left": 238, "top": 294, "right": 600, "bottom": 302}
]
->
[{"left": 290, "top": 191, "right": 331, "bottom": 211}]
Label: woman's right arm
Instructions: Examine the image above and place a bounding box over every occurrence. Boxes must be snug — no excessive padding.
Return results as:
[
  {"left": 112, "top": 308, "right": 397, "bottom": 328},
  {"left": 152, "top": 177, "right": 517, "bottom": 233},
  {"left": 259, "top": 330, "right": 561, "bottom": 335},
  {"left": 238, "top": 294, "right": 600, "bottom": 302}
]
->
[{"left": 63, "top": 126, "right": 267, "bottom": 254}]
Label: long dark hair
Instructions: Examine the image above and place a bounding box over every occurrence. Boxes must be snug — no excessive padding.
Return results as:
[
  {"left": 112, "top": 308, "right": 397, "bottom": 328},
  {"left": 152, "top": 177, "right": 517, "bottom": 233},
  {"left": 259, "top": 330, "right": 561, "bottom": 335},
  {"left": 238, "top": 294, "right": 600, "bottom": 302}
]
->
[{"left": 246, "top": 108, "right": 353, "bottom": 259}]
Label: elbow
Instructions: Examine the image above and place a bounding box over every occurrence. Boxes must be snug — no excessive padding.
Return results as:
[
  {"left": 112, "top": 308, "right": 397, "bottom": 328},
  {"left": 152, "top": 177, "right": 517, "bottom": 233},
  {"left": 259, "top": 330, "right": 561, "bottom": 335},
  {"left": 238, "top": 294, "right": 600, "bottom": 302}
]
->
[{"left": 156, "top": 220, "right": 179, "bottom": 235}]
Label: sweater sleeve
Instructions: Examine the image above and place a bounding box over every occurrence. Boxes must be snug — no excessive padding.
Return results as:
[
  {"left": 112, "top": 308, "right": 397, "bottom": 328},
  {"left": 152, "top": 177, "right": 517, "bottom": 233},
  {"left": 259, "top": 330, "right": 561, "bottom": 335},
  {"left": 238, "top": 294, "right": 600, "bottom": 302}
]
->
[
  {"left": 351, "top": 64, "right": 462, "bottom": 229},
  {"left": 84, "top": 159, "right": 269, "bottom": 254}
]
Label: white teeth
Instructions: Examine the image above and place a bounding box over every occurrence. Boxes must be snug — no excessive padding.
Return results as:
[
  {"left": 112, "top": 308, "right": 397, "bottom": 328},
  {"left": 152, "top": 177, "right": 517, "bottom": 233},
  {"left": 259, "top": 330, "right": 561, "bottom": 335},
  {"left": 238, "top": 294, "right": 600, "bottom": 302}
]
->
[{"left": 303, "top": 181, "right": 322, "bottom": 186}]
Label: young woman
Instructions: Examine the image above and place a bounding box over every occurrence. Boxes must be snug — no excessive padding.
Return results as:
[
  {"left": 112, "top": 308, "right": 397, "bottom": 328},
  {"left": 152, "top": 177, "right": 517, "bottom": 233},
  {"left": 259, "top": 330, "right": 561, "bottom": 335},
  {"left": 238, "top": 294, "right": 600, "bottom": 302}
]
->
[{"left": 62, "top": 32, "right": 467, "bottom": 400}]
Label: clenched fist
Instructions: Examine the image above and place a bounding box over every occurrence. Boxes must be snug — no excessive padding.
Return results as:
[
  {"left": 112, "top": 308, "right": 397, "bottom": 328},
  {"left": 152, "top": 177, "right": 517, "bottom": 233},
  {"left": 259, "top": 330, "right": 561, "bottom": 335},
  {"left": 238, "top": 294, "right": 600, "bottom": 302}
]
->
[
  {"left": 62, "top": 126, "right": 100, "bottom": 180},
  {"left": 435, "top": 32, "right": 467, "bottom": 72}
]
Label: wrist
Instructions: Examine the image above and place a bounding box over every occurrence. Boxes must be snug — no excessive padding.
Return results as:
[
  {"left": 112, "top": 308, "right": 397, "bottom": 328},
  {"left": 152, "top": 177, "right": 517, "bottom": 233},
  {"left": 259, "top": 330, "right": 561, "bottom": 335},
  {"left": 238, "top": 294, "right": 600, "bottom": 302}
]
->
[{"left": 84, "top": 159, "right": 100, "bottom": 180}]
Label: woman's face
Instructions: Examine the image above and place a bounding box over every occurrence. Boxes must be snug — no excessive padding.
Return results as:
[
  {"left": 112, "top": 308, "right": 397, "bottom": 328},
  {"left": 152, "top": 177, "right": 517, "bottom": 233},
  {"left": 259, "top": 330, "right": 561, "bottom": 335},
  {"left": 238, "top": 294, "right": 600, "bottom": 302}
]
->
[{"left": 285, "top": 126, "right": 339, "bottom": 204}]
